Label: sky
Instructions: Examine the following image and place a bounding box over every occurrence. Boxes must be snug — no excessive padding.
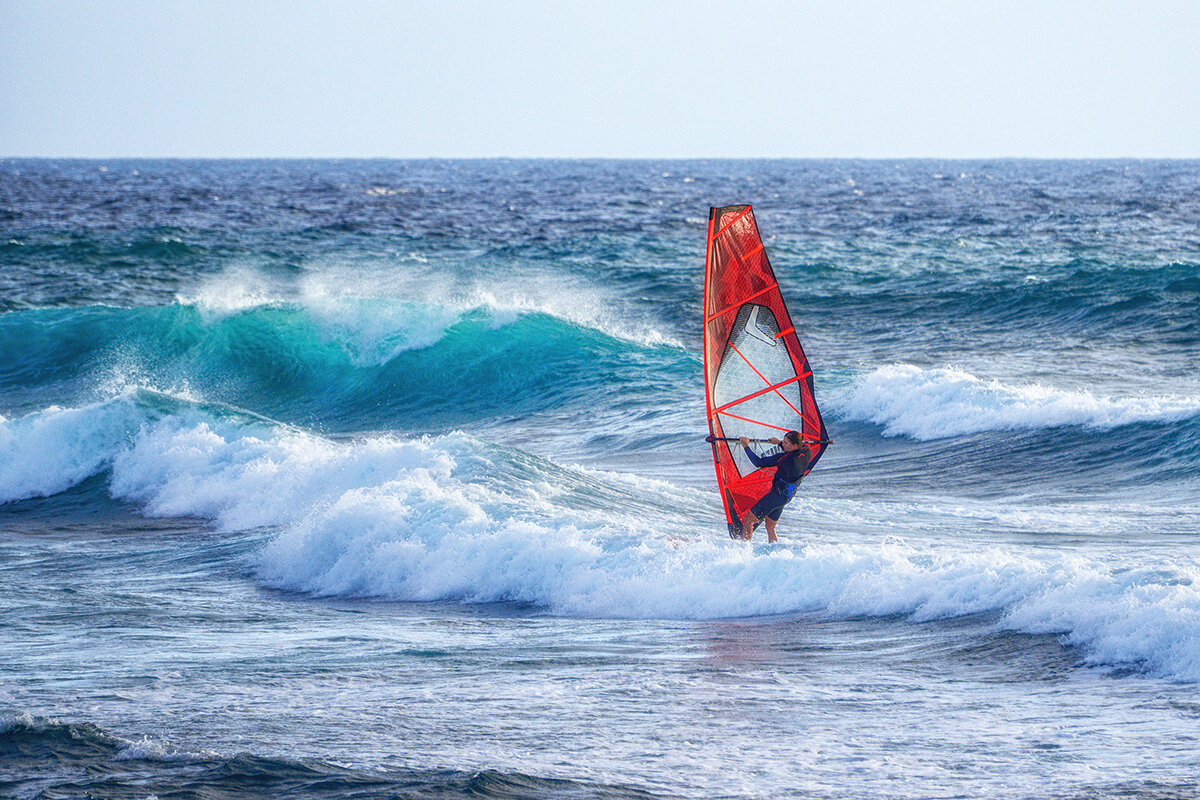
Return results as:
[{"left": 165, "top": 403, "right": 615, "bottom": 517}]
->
[{"left": 2, "top": 0, "right": 1199, "bottom": 158}]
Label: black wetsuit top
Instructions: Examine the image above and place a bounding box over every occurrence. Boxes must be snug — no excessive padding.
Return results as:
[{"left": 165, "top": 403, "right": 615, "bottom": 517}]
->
[{"left": 744, "top": 446, "right": 810, "bottom": 497}]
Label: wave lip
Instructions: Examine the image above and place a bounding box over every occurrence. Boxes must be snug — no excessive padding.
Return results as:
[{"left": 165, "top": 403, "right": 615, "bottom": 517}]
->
[
  {"left": 839, "top": 364, "right": 1200, "bottom": 440},
  {"left": 179, "top": 265, "right": 685, "bottom": 352}
]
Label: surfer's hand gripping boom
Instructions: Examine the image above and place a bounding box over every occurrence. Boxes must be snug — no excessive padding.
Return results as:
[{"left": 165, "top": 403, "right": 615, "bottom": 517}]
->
[{"left": 705, "top": 435, "right": 834, "bottom": 445}]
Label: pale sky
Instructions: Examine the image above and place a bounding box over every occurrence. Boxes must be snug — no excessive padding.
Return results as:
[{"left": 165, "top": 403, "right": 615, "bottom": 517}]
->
[{"left": 2, "top": 0, "right": 1198, "bottom": 158}]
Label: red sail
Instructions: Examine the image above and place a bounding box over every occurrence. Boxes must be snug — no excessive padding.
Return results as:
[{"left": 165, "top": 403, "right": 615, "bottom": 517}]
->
[{"left": 703, "top": 205, "right": 829, "bottom": 536}]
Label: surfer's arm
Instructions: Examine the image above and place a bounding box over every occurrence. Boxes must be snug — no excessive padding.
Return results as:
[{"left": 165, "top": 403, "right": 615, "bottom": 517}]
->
[{"left": 743, "top": 447, "right": 784, "bottom": 469}]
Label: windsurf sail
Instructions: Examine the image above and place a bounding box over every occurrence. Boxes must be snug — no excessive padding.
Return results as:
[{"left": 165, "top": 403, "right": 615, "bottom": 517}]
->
[{"left": 703, "top": 205, "right": 829, "bottom": 537}]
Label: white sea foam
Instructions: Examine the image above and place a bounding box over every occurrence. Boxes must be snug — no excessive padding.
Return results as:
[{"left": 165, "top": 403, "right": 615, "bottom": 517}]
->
[
  {"left": 0, "top": 399, "right": 142, "bottom": 502},
  {"left": 6, "top": 397, "right": 1200, "bottom": 680},
  {"left": 176, "top": 266, "right": 283, "bottom": 318},
  {"left": 839, "top": 364, "right": 1200, "bottom": 440}
]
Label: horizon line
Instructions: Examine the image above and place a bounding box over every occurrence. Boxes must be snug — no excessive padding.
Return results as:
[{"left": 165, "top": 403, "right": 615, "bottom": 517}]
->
[{"left": 5, "top": 154, "right": 1200, "bottom": 162}]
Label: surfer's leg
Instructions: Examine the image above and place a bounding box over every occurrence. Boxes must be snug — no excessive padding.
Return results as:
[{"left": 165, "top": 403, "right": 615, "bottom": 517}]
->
[
  {"left": 749, "top": 491, "right": 786, "bottom": 542},
  {"left": 762, "top": 502, "right": 787, "bottom": 544},
  {"left": 740, "top": 510, "right": 760, "bottom": 541}
]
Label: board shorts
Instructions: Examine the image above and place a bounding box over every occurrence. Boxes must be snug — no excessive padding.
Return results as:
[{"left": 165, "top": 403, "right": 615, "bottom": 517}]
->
[{"left": 751, "top": 485, "right": 796, "bottom": 521}]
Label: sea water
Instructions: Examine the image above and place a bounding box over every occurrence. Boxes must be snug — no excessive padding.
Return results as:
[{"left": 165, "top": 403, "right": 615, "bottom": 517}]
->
[{"left": 2, "top": 159, "right": 1198, "bottom": 799}]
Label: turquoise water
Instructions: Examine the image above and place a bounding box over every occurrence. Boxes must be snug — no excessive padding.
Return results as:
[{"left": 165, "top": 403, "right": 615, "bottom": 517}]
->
[{"left": 2, "top": 159, "right": 1199, "bottom": 798}]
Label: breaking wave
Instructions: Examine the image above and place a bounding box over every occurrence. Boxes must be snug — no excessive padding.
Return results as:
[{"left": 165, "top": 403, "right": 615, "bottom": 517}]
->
[
  {"left": 4, "top": 395, "right": 1200, "bottom": 680},
  {"left": 0, "top": 292, "right": 692, "bottom": 432},
  {"left": 839, "top": 364, "right": 1200, "bottom": 440}
]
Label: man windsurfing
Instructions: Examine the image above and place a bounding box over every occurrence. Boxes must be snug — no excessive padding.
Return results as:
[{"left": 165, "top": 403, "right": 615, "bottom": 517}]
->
[
  {"left": 702, "top": 205, "right": 829, "bottom": 541},
  {"left": 734, "top": 431, "right": 809, "bottom": 543}
]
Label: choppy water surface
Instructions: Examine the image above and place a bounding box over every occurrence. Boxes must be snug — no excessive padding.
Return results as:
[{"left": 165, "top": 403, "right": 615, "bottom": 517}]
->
[{"left": 2, "top": 159, "right": 1199, "bottom": 799}]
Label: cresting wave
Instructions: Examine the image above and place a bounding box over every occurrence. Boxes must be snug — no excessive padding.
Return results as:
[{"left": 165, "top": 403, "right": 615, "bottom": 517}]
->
[
  {"left": 0, "top": 296, "right": 693, "bottom": 432},
  {"left": 178, "top": 267, "right": 686, "bottom": 351},
  {"left": 3, "top": 394, "right": 1200, "bottom": 680},
  {"left": 839, "top": 364, "right": 1200, "bottom": 440}
]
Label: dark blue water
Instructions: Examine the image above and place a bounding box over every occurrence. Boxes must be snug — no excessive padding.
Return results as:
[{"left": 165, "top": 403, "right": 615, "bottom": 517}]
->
[{"left": 2, "top": 159, "right": 1199, "bottom": 799}]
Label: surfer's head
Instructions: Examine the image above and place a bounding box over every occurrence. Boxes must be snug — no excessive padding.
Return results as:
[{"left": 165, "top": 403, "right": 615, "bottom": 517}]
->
[{"left": 782, "top": 431, "right": 802, "bottom": 450}]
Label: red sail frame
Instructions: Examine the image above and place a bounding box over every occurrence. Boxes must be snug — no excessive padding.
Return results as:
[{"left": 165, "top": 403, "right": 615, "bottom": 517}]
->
[{"left": 703, "top": 205, "right": 829, "bottom": 535}]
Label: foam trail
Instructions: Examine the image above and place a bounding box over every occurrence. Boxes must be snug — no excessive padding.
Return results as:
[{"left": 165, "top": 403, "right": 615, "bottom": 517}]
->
[
  {"left": 95, "top": 410, "right": 1200, "bottom": 680},
  {"left": 840, "top": 364, "right": 1200, "bottom": 440},
  {"left": 6, "top": 397, "right": 1200, "bottom": 680}
]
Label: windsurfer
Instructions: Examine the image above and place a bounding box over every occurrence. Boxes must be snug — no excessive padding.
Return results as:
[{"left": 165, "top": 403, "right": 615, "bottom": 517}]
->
[{"left": 736, "top": 431, "right": 809, "bottom": 543}]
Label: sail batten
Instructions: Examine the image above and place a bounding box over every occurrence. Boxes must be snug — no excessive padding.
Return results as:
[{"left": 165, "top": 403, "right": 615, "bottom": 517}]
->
[{"left": 703, "top": 205, "right": 828, "bottom": 536}]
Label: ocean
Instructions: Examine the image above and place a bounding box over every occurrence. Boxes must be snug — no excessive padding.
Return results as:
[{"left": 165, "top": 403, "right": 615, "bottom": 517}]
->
[{"left": 2, "top": 158, "right": 1198, "bottom": 799}]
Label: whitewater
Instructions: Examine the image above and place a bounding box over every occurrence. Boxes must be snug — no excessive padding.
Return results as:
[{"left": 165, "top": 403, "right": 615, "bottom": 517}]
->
[{"left": 2, "top": 158, "right": 1199, "bottom": 800}]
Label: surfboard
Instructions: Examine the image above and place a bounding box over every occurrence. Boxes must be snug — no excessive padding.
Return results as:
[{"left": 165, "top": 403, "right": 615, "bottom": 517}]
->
[{"left": 702, "top": 205, "right": 829, "bottom": 538}]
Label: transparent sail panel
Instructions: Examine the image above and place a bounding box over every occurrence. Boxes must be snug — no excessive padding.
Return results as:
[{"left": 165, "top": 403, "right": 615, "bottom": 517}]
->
[{"left": 711, "top": 303, "right": 804, "bottom": 478}]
